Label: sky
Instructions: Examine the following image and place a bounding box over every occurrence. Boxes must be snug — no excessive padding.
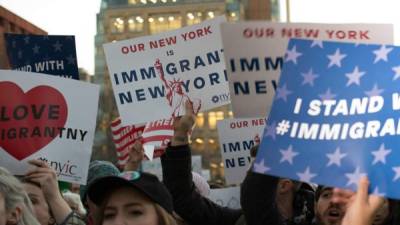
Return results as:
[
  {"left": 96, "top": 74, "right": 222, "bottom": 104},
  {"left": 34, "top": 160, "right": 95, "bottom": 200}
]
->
[
  {"left": 0, "top": 0, "right": 99, "bottom": 74},
  {"left": 1, "top": 0, "right": 400, "bottom": 75}
]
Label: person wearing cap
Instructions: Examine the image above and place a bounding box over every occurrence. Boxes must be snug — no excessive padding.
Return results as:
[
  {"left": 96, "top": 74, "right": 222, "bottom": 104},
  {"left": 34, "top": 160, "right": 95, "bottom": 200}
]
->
[
  {"left": 79, "top": 160, "right": 120, "bottom": 225},
  {"left": 160, "top": 100, "right": 242, "bottom": 225},
  {"left": 87, "top": 171, "right": 185, "bottom": 225}
]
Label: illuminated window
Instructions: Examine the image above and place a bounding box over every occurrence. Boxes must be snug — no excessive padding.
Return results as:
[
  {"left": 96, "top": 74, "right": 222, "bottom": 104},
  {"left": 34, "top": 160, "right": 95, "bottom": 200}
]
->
[
  {"left": 128, "top": 16, "right": 144, "bottom": 32},
  {"left": 128, "top": 0, "right": 137, "bottom": 4},
  {"left": 186, "top": 12, "right": 202, "bottom": 25},
  {"left": 110, "top": 17, "right": 124, "bottom": 33},
  {"left": 208, "top": 112, "right": 216, "bottom": 129},
  {"left": 196, "top": 113, "right": 204, "bottom": 128},
  {"left": 216, "top": 111, "right": 224, "bottom": 120},
  {"left": 229, "top": 11, "right": 239, "bottom": 21},
  {"left": 149, "top": 13, "right": 182, "bottom": 34},
  {"left": 228, "top": 111, "right": 233, "bottom": 118},
  {"left": 206, "top": 11, "right": 215, "bottom": 19}
]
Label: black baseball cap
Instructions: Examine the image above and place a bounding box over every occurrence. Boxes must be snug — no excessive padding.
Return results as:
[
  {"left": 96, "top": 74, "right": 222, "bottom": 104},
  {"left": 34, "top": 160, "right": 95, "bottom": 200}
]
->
[{"left": 87, "top": 171, "right": 174, "bottom": 214}]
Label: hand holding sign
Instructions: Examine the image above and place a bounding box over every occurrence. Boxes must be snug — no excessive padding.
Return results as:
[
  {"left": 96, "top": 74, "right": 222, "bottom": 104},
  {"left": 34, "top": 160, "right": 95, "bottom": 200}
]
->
[
  {"left": 171, "top": 100, "right": 196, "bottom": 146},
  {"left": 124, "top": 140, "right": 144, "bottom": 171},
  {"left": 25, "top": 159, "right": 72, "bottom": 224}
]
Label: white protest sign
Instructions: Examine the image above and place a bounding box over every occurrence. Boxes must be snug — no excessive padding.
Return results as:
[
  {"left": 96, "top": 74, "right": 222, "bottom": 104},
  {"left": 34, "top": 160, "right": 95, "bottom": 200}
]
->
[
  {"left": 209, "top": 186, "right": 241, "bottom": 209},
  {"left": 221, "top": 22, "right": 394, "bottom": 118},
  {"left": 217, "top": 118, "right": 266, "bottom": 185},
  {"left": 0, "top": 70, "right": 99, "bottom": 184},
  {"left": 104, "top": 16, "right": 229, "bottom": 125},
  {"left": 142, "top": 155, "right": 202, "bottom": 180}
]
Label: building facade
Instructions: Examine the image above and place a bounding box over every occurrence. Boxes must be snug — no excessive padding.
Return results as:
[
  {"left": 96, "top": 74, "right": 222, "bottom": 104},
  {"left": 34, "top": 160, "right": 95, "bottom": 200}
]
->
[
  {"left": 94, "top": 0, "right": 278, "bottom": 182},
  {"left": 0, "top": 6, "right": 47, "bottom": 69}
]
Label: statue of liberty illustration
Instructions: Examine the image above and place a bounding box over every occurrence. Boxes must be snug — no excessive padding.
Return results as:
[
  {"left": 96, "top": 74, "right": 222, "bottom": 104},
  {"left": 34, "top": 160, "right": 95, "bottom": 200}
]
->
[{"left": 154, "top": 59, "right": 201, "bottom": 117}]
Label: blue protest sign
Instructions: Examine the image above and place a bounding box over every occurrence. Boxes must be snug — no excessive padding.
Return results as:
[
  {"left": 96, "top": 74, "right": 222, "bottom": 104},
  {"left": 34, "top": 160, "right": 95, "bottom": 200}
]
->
[
  {"left": 255, "top": 38, "right": 400, "bottom": 199},
  {"left": 5, "top": 34, "right": 79, "bottom": 80}
]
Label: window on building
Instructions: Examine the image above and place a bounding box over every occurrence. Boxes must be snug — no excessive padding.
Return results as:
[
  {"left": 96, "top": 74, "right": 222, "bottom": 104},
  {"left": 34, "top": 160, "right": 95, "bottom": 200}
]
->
[
  {"left": 208, "top": 112, "right": 216, "bottom": 129},
  {"left": 0, "top": 17, "right": 4, "bottom": 27},
  {"left": 128, "top": 16, "right": 144, "bottom": 32},
  {"left": 110, "top": 17, "right": 124, "bottom": 33},
  {"left": 128, "top": 0, "right": 137, "bottom": 4},
  {"left": 228, "top": 11, "right": 239, "bottom": 21},
  {"left": 206, "top": 11, "right": 217, "bottom": 20},
  {"left": 186, "top": 12, "right": 202, "bottom": 25},
  {"left": 196, "top": 113, "right": 204, "bottom": 128},
  {"left": 149, "top": 13, "right": 182, "bottom": 34},
  {"left": 9, "top": 22, "right": 16, "bottom": 32}
]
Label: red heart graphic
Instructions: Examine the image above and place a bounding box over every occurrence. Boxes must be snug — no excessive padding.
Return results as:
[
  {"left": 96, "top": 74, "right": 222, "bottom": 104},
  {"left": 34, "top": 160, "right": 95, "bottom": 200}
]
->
[{"left": 0, "top": 81, "right": 68, "bottom": 160}]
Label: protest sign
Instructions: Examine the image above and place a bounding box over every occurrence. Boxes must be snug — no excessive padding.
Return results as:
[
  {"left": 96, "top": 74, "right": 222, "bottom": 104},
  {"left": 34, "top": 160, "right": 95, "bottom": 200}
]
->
[
  {"left": 142, "top": 155, "right": 202, "bottom": 180},
  {"left": 5, "top": 34, "right": 80, "bottom": 80},
  {"left": 217, "top": 118, "right": 265, "bottom": 185},
  {"left": 0, "top": 70, "right": 99, "bottom": 184},
  {"left": 104, "top": 16, "right": 228, "bottom": 125},
  {"left": 255, "top": 39, "right": 400, "bottom": 199},
  {"left": 221, "top": 22, "right": 393, "bottom": 118},
  {"left": 209, "top": 186, "right": 241, "bottom": 209},
  {"left": 110, "top": 117, "right": 145, "bottom": 167}
]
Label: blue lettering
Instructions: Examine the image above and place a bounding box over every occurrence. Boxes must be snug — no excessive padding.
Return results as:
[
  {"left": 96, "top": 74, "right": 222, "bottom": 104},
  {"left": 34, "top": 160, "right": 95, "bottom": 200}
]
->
[{"left": 255, "top": 80, "right": 267, "bottom": 94}]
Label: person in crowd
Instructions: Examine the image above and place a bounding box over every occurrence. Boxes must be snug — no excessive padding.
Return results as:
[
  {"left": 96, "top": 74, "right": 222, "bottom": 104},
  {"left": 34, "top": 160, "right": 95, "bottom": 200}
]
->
[
  {"left": 19, "top": 160, "right": 85, "bottom": 225},
  {"left": 160, "top": 100, "right": 243, "bottom": 225},
  {"left": 341, "top": 177, "right": 385, "bottom": 225},
  {"left": 63, "top": 191, "right": 87, "bottom": 218},
  {"left": 79, "top": 160, "right": 120, "bottom": 225},
  {"left": 0, "top": 166, "right": 40, "bottom": 225},
  {"left": 371, "top": 199, "right": 399, "bottom": 225},
  {"left": 87, "top": 170, "right": 185, "bottom": 225}
]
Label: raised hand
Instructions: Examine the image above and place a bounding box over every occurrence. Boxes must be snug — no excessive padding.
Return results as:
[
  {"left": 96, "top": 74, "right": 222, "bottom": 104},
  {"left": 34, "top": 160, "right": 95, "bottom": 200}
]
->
[
  {"left": 124, "top": 140, "right": 144, "bottom": 171},
  {"left": 171, "top": 100, "right": 196, "bottom": 146},
  {"left": 342, "top": 177, "right": 385, "bottom": 225}
]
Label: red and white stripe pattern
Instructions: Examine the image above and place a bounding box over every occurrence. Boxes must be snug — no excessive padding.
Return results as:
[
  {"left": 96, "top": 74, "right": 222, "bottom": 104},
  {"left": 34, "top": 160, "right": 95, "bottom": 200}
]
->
[
  {"left": 142, "top": 117, "right": 174, "bottom": 158},
  {"left": 111, "top": 118, "right": 145, "bottom": 167}
]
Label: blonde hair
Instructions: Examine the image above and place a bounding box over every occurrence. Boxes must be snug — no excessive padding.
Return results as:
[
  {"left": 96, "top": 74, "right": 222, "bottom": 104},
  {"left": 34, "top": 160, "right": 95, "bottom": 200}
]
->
[
  {"left": 0, "top": 167, "right": 40, "bottom": 225},
  {"left": 154, "top": 204, "right": 187, "bottom": 225}
]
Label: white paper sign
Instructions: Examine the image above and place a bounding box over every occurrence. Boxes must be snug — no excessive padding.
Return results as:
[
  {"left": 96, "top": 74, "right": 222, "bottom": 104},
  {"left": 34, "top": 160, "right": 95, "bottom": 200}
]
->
[
  {"left": 217, "top": 118, "right": 266, "bottom": 185},
  {"left": 0, "top": 70, "right": 100, "bottom": 184},
  {"left": 221, "top": 22, "right": 394, "bottom": 118},
  {"left": 209, "top": 186, "right": 241, "bottom": 209},
  {"left": 104, "top": 16, "right": 229, "bottom": 125}
]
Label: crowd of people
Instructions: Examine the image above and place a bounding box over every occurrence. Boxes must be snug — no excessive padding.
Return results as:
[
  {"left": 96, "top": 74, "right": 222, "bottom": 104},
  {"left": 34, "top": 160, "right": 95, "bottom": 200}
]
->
[{"left": 0, "top": 100, "right": 398, "bottom": 225}]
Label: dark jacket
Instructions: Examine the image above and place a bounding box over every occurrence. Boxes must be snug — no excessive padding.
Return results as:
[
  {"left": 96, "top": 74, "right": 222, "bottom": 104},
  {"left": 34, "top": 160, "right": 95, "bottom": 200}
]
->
[
  {"left": 161, "top": 144, "right": 242, "bottom": 225},
  {"left": 241, "top": 169, "right": 314, "bottom": 225}
]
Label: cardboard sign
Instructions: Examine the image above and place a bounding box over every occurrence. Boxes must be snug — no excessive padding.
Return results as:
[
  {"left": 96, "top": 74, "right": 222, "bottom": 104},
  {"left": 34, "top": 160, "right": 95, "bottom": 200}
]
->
[
  {"left": 221, "top": 22, "right": 394, "bottom": 118},
  {"left": 217, "top": 118, "right": 265, "bottom": 185},
  {"left": 255, "top": 39, "right": 400, "bottom": 200},
  {"left": 0, "top": 70, "right": 99, "bottom": 184},
  {"left": 104, "top": 16, "right": 228, "bottom": 125},
  {"left": 209, "top": 186, "right": 241, "bottom": 209},
  {"left": 5, "top": 34, "right": 80, "bottom": 80}
]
